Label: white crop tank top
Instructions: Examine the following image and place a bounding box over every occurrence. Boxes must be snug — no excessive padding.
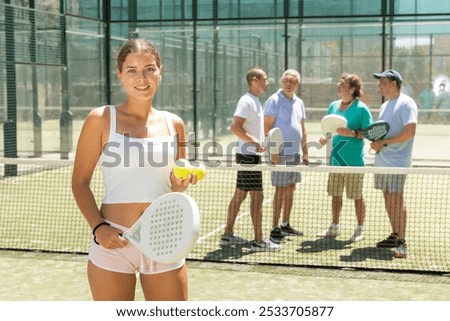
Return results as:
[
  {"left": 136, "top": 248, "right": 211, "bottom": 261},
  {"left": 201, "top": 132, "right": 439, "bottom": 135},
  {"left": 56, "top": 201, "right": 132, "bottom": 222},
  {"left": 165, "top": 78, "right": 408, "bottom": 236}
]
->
[{"left": 99, "top": 105, "right": 177, "bottom": 204}]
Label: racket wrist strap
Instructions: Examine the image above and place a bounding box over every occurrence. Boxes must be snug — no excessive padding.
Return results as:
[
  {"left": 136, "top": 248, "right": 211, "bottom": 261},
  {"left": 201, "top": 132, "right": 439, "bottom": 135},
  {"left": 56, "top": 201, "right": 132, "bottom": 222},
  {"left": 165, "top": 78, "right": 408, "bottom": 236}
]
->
[
  {"left": 92, "top": 222, "right": 111, "bottom": 245},
  {"left": 92, "top": 221, "right": 110, "bottom": 236}
]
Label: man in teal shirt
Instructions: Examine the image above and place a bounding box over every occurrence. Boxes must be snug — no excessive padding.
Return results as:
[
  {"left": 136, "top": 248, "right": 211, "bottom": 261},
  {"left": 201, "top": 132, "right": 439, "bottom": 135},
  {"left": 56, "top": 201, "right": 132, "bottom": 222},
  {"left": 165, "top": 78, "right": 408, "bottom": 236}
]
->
[{"left": 317, "top": 73, "right": 373, "bottom": 242}]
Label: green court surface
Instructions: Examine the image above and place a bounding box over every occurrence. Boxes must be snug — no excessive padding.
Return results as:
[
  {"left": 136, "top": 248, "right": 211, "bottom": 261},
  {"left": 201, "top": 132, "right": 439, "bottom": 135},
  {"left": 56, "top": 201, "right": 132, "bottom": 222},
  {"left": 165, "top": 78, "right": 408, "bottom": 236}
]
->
[
  {"left": 0, "top": 251, "right": 449, "bottom": 301},
  {"left": 0, "top": 122, "right": 449, "bottom": 302}
]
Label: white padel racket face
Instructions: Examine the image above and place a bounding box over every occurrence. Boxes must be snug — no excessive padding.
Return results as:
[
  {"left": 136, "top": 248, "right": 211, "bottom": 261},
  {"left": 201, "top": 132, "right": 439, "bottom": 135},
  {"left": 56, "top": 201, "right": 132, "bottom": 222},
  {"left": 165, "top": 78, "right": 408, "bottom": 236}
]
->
[
  {"left": 123, "top": 192, "right": 200, "bottom": 264},
  {"left": 265, "top": 127, "right": 284, "bottom": 155},
  {"left": 320, "top": 114, "right": 348, "bottom": 135}
]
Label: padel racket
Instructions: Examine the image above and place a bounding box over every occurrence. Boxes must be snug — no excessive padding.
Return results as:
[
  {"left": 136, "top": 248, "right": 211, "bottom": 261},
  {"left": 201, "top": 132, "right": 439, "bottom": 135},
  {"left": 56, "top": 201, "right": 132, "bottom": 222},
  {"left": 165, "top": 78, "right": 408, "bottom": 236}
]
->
[
  {"left": 122, "top": 192, "right": 200, "bottom": 264},
  {"left": 364, "top": 120, "right": 390, "bottom": 154},
  {"left": 264, "top": 127, "right": 284, "bottom": 160},
  {"left": 320, "top": 114, "right": 348, "bottom": 135}
]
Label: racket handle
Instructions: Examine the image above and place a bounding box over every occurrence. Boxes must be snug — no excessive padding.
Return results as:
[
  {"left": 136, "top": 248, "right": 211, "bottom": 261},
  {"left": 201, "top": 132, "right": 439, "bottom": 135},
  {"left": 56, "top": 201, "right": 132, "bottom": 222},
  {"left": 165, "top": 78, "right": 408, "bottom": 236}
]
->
[
  {"left": 121, "top": 229, "right": 141, "bottom": 244},
  {"left": 325, "top": 132, "right": 332, "bottom": 165}
]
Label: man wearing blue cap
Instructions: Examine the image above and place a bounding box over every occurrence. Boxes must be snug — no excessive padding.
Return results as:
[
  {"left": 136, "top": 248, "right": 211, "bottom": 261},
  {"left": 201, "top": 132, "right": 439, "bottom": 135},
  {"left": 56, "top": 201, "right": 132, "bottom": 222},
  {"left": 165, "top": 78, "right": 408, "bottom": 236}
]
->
[{"left": 371, "top": 69, "right": 418, "bottom": 259}]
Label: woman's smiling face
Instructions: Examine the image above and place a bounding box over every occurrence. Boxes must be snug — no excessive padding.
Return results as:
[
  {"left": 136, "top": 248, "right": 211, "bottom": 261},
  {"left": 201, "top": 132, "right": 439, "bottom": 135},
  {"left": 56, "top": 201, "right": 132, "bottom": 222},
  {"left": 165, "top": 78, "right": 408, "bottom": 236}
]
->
[{"left": 116, "top": 51, "right": 163, "bottom": 101}]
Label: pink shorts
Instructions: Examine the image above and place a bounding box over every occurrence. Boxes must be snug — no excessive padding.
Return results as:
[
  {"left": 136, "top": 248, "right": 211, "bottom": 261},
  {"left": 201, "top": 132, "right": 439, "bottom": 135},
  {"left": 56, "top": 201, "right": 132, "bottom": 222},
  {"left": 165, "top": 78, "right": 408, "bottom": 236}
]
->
[{"left": 88, "top": 220, "right": 185, "bottom": 275}]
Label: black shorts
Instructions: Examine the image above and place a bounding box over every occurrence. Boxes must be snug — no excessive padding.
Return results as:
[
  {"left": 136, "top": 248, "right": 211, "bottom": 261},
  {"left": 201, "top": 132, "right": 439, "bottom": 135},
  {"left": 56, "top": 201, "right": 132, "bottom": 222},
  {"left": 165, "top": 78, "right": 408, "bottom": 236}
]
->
[{"left": 235, "top": 153, "right": 263, "bottom": 191}]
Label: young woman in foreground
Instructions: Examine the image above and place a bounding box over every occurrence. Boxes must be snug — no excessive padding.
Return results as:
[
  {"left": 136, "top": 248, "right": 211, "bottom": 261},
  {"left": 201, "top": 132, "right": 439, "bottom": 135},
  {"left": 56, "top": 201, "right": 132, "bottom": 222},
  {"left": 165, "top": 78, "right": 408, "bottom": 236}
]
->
[{"left": 72, "top": 39, "right": 196, "bottom": 300}]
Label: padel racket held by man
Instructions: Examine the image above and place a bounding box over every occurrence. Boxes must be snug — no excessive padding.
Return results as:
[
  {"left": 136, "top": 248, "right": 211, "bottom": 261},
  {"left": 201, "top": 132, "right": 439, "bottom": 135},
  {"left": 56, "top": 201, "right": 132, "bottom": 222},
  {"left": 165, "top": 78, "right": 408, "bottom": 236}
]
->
[
  {"left": 364, "top": 120, "right": 390, "bottom": 154},
  {"left": 122, "top": 192, "right": 200, "bottom": 264}
]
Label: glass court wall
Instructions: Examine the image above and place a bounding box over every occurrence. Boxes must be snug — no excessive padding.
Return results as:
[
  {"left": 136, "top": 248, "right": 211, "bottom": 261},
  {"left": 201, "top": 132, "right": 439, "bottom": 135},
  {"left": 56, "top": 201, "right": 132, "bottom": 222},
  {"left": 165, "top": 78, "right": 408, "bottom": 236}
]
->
[{"left": 1, "top": 0, "right": 450, "bottom": 158}]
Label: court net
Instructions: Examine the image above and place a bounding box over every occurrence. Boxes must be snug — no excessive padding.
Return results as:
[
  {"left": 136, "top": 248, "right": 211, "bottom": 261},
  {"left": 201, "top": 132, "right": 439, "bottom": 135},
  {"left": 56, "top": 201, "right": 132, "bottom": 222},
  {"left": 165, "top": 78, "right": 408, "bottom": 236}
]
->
[{"left": 1, "top": 157, "right": 449, "bottom": 273}]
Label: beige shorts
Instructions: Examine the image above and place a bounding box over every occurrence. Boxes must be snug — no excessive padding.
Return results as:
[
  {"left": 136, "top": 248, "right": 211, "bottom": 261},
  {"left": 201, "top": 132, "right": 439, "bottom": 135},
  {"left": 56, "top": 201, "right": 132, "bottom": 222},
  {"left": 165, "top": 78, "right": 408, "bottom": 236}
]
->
[
  {"left": 88, "top": 220, "right": 185, "bottom": 275},
  {"left": 327, "top": 173, "right": 364, "bottom": 200}
]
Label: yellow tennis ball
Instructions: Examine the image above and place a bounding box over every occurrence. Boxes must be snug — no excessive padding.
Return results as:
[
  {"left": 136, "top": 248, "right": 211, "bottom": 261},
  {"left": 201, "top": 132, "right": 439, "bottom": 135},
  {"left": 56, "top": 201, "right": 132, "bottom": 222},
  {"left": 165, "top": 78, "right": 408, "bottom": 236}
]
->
[
  {"left": 173, "top": 158, "right": 192, "bottom": 179},
  {"left": 190, "top": 161, "right": 206, "bottom": 181}
]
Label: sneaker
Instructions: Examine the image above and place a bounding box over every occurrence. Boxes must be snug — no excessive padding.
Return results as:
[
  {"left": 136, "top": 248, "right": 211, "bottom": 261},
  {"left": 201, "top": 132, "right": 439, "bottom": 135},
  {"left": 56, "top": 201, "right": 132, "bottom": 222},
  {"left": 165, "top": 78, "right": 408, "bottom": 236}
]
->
[
  {"left": 270, "top": 227, "right": 286, "bottom": 244},
  {"left": 280, "top": 223, "right": 304, "bottom": 236},
  {"left": 251, "top": 239, "right": 281, "bottom": 252},
  {"left": 349, "top": 226, "right": 365, "bottom": 242},
  {"left": 376, "top": 233, "right": 402, "bottom": 248},
  {"left": 317, "top": 225, "right": 340, "bottom": 238},
  {"left": 394, "top": 240, "right": 407, "bottom": 258},
  {"left": 219, "top": 233, "right": 249, "bottom": 246}
]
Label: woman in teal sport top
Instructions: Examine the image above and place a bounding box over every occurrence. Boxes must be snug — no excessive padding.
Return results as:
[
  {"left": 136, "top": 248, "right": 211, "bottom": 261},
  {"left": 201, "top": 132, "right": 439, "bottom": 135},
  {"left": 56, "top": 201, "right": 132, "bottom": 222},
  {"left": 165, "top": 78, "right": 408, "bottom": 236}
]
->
[{"left": 316, "top": 73, "right": 373, "bottom": 243}]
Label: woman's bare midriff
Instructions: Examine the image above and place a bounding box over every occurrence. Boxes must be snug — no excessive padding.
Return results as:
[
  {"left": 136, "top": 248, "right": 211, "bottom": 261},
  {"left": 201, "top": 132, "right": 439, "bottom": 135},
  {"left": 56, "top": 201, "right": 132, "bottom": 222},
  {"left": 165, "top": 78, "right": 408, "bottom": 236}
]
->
[{"left": 100, "top": 202, "right": 151, "bottom": 228}]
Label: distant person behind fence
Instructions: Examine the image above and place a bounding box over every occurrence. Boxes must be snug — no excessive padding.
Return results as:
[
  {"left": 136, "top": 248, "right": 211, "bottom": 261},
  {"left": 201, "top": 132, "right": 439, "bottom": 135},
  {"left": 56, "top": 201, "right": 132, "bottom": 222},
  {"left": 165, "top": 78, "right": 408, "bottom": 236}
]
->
[
  {"left": 418, "top": 83, "right": 435, "bottom": 122},
  {"left": 431, "top": 82, "right": 450, "bottom": 123}
]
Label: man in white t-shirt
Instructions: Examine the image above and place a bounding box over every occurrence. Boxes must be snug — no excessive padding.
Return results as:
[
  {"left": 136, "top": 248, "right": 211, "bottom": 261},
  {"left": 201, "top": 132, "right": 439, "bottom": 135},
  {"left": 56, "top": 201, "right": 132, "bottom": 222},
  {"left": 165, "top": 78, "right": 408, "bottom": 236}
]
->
[
  {"left": 219, "top": 67, "right": 280, "bottom": 252},
  {"left": 371, "top": 69, "right": 418, "bottom": 259}
]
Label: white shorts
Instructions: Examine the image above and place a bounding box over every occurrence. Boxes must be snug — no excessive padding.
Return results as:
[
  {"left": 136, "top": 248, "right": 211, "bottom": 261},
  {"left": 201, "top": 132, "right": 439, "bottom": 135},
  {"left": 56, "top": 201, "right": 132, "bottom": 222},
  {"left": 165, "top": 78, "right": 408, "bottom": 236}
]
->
[{"left": 88, "top": 220, "right": 185, "bottom": 275}]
